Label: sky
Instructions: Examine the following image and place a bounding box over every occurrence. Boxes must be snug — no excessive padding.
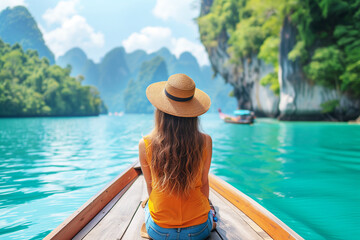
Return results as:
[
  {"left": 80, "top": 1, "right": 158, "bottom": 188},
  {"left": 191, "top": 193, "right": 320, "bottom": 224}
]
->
[{"left": 0, "top": 0, "right": 210, "bottom": 66}]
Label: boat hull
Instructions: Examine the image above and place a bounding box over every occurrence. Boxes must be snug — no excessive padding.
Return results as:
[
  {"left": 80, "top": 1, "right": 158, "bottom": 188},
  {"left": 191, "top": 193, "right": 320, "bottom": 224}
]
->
[
  {"left": 218, "top": 109, "right": 255, "bottom": 124},
  {"left": 44, "top": 163, "right": 141, "bottom": 240},
  {"left": 44, "top": 162, "right": 302, "bottom": 240}
]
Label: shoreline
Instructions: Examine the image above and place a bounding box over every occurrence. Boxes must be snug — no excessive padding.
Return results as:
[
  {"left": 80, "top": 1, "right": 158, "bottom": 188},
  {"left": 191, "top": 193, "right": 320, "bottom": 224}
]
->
[{"left": 1, "top": 113, "right": 359, "bottom": 123}]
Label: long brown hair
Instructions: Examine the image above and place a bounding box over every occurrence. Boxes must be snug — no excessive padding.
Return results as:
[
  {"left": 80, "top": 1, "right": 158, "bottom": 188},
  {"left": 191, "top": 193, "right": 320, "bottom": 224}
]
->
[{"left": 149, "top": 109, "right": 205, "bottom": 197}]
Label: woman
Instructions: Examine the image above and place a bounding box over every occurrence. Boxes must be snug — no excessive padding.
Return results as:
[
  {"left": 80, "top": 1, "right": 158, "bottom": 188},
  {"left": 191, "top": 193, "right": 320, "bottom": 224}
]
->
[{"left": 139, "top": 73, "right": 215, "bottom": 240}]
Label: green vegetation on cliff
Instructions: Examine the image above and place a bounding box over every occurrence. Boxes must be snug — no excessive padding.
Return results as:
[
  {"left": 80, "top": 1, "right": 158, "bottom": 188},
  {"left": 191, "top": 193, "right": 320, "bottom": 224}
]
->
[
  {"left": 198, "top": 0, "right": 360, "bottom": 97},
  {"left": 0, "top": 39, "right": 102, "bottom": 116}
]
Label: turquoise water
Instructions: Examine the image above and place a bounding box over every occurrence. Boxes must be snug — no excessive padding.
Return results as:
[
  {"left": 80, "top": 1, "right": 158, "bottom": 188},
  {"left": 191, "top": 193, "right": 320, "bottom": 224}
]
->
[{"left": 0, "top": 115, "right": 359, "bottom": 239}]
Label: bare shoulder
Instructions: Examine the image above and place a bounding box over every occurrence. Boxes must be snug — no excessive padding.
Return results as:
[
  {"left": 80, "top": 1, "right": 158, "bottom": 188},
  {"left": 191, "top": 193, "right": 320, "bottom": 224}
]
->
[
  {"left": 138, "top": 138, "right": 147, "bottom": 165},
  {"left": 138, "top": 138, "right": 145, "bottom": 149},
  {"left": 201, "top": 133, "right": 212, "bottom": 146},
  {"left": 138, "top": 138, "right": 146, "bottom": 156}
]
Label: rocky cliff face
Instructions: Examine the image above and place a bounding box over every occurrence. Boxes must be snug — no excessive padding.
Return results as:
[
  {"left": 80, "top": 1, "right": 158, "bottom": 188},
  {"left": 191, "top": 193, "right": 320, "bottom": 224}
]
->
[
  {"left": 200, "top": 0, "right": 279, "bottom": 117},
  {"left": 200, "top": 0, "right": 360, "bottom": 120},
  {"left": 279, "top": 16, "right": 360, "bottom": 120}
]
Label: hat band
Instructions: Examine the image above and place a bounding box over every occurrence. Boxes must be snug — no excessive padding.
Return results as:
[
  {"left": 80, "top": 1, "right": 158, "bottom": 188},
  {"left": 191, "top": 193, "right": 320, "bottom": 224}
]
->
[{"left": 165, "top": 89, "right": 193, "bottom": 102}]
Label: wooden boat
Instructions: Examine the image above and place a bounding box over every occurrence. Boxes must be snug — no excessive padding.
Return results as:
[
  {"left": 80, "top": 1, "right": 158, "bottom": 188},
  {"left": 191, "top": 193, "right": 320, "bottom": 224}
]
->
[
  {"left": 44, "top": 162, "right": 303, "bottom": 240},
  {"left": 218, "top": 109, "right": 255, "bottom": 125}
]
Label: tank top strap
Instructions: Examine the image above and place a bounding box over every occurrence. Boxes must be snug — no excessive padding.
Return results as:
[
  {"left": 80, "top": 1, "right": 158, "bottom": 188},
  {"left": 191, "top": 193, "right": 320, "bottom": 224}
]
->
[
  {"left": 143, "top": 135, "right": 150, "bottom": 148},
  {"left": 143, "top": 135, "right": 152, "bottom": 165}
]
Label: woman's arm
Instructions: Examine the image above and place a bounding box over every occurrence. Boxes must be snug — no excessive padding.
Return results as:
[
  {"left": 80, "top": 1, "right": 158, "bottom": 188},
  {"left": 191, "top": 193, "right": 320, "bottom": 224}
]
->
[
  {"left": 201, "top": 134, "right": 212, "bottom": 199},
  {"left": 139, "top": 138, "right": 152, "bottom": 196}
]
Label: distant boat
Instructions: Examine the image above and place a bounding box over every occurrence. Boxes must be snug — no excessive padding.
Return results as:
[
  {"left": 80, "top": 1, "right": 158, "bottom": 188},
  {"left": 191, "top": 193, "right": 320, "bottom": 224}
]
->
[
  {"left": 109, "top": 112, "right": 124, "bottom": 117},
  {"left": 218, "top": 108, "right": 255, "bottom": 124}
]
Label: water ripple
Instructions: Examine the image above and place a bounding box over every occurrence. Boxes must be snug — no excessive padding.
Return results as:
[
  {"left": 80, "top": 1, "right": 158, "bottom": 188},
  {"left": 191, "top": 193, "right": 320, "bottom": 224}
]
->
[{"left": 0, "top": 115, "right": 359, "bottom": 239}]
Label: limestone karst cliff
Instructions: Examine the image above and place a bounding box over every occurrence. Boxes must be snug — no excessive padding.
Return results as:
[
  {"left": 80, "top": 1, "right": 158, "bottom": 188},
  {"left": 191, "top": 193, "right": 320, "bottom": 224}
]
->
[
  {"left": 199, "top": 0, "right": 360, "bottom": 120},
  {"left": 200, "top": 0, "right": 279, "bottom": 117},
  {"left": 278, "top": 16, "right": 359, "bottom": 120}
]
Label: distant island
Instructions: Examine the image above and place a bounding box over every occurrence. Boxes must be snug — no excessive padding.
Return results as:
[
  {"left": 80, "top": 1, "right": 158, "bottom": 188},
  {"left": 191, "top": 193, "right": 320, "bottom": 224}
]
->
[
  {"left": 0, "top": 39, "right": 104, "bottom": 117},
  {"left": 58, "top": 47, "right": 236, "bottom": 114},
  {"left": 0, "top": 6, "right": 105, "bottom": 117}
]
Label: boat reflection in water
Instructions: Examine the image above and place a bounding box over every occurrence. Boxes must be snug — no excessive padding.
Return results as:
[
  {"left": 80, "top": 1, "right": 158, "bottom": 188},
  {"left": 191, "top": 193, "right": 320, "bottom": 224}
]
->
[{"left": 218, "top": 108, "right": 255, "bottom": 124}]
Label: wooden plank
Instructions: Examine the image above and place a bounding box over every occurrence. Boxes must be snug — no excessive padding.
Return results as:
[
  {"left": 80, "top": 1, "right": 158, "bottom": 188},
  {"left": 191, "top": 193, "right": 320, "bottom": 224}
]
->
[
  {"left": 120, "top": 174, "right": 148, "bottom": 239},
  {"left": 226, "top": 204, "right": 272, "bottom": 240},
  {"left": 44, "top": 163, "right": 141, "bottom": 240},
  {"left": 211, "top": 189, "right": 272, "bottom": 240},
  {"left": 140, "top": 173, "right": 148, "bottom": 200},
  {"left": 73, "top": 177, "right": 137, "bottom": 240},
  {"left": 260, "top": 231, "right": 274, "bottom": 240},
  {"left": 83, "top": 175, "right": 145, "bottom": 240},
  {"left": 209, "top": 190, "right": 264, "bottom": 240},
  {"left": 209, "top": 174, "right": 303, "bottom": 240},
  {"left": 210, "top": 230, "right": 223, "bottom": 240},
  {"left": 121, "top": 204, "right": 145, "bottom": 240}
]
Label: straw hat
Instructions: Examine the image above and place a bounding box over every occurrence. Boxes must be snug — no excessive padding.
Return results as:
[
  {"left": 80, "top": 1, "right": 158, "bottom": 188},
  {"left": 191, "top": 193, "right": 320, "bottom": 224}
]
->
[{"left": 146, "top": 73, "right": 211, "bottom": 117}]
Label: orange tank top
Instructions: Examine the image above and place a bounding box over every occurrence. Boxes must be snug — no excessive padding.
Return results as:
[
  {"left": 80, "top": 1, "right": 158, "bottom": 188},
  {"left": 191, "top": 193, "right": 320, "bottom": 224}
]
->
[{"left": 143, "top": 136, "right": 210, "bottom": 228}]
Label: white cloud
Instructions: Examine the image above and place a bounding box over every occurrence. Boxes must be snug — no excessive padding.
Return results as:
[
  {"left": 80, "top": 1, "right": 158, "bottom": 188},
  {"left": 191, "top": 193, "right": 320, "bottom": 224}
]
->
[
  {"left": 123, "top": 27, "right": 172, "bottom": 54},
  {"left": 41, "top": 0, "right": 104, "bottom": 58},
  {"left": 153, "top": 0, "right": 199, "bottom": 24},
  {"left": 171, "top": 38, "right": 209, "bottom": 66},
  {"left": 0, "top": 0, "right": 27, "bottom": 11},
  {"left": 122, "top": 26, "right": 209, "bottom": 66},
  {"left": 42, "top": 0, "right": 77, "bottom": 25},
  {"left": 43, "top": 15, "right": 104, "bottom": 57}
]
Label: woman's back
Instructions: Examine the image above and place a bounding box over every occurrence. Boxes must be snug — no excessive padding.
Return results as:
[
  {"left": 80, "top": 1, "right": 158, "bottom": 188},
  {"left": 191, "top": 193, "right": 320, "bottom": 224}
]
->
[
  {"left": 140, "top": 73, "right": 214, "bottom": 239},
  {"left": 143, "top": 135, "right": 211, "bottom": 228}
]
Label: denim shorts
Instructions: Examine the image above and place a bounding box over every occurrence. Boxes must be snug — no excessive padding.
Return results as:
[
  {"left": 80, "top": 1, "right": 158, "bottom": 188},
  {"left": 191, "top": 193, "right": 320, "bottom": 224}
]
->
[{"left": 144, "top": 203, "right": 213, "bottom": 240}]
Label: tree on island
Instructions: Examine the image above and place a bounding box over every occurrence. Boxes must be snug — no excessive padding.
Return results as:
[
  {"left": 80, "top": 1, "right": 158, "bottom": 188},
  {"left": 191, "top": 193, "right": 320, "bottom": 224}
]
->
[{"left": 0, "top": 39, "right": 104, "bottom": 117}]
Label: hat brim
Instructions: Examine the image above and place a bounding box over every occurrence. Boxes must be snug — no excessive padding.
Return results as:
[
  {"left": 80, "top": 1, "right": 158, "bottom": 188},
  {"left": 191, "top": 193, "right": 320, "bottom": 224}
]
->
[{"left": 146, "top": 81, "right": 211, "bottom": 117}]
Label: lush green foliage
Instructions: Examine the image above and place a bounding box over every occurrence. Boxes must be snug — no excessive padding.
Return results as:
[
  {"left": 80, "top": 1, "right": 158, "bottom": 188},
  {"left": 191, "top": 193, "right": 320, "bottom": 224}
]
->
[
  {"left": 198, "top": 0, "right": 243, "bottom": 48},
  {"left": 0, "top": 39, "right": 102, "bottom": 116},
  {"left": 198, "top": 0, "right": 360, "bottom": 97},
  {"left": 320, "top": 99, "right": 340, "bottom": 113},
  {"left": 258, "top": 37, "right": 280, "bottom": 95},
  {"left": 198, "top": 0, "right": 286, "bottom": 95},
  {"left": 294, "top": 0, "right": 360, "bottom": 97},
  {"left": 304, "top": 46, "right": 344, "bottom": 90}
]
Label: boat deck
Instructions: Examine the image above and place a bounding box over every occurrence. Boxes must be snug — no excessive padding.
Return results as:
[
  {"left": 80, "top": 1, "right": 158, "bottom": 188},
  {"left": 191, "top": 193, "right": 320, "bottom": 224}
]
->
[{"left": 72, "top": 175, "right": 272, "bottom": 240}]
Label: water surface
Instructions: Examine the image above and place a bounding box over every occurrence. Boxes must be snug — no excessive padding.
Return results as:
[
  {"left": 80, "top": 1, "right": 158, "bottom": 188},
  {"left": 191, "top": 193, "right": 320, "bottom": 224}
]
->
[{"left": 0, "top": 114, "right": 359, "bottom": 239}]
